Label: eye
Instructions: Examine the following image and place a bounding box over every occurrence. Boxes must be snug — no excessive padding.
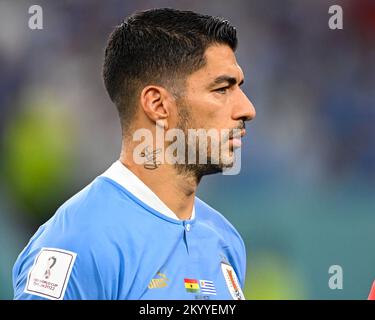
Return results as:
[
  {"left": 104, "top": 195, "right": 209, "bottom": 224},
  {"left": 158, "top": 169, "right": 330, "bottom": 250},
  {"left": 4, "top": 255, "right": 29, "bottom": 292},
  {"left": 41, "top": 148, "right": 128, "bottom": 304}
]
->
[{"left": 214, "top": 87, "right": 229, "bottom": 94}]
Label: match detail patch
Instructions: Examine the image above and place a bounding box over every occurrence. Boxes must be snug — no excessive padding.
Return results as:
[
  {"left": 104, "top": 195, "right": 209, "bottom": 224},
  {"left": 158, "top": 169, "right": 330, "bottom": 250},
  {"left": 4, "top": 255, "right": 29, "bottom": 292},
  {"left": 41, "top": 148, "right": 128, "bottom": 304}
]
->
[
  {"left": 221, "top": 262, "right": 245, "bottom": 300},
  {"left": 24, "top": 248, "right": 77, "bottom": 300}
]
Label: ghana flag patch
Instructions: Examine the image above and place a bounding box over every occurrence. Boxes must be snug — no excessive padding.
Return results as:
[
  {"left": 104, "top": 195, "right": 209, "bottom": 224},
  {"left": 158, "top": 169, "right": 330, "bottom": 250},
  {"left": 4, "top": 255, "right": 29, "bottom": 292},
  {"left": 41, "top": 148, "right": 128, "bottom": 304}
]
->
[{"left": 184, "top": 278, "right": 200, "bottom": 293}]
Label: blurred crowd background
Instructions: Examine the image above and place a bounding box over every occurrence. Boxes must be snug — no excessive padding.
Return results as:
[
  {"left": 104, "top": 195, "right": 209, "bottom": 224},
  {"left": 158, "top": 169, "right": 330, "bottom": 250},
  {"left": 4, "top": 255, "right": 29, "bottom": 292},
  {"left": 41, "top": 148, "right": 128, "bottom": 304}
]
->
[{"left": 0, "top": 0, "right": 374, "bottom": 299}]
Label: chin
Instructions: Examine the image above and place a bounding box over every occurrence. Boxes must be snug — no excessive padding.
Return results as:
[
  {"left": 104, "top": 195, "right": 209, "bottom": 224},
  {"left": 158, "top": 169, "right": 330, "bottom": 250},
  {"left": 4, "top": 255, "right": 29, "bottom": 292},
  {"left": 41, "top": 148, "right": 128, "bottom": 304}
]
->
[{"left": 195, "top": 160, "right": 236, "bottom": 177}]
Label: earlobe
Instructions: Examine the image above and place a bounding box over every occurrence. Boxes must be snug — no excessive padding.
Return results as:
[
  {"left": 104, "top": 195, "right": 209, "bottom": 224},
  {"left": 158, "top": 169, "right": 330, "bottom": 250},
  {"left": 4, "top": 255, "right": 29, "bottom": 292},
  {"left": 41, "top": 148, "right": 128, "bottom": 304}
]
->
[{"left": 156, "top": 119, "right": 166, "bottom": 129}]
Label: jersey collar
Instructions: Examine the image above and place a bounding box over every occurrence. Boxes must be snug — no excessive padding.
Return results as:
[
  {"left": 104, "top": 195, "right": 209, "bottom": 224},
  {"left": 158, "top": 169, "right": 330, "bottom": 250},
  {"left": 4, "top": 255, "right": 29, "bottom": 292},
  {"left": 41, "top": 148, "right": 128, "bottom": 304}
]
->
[{"left": 100, "top": 160, "right": 195, "bottom": 221}]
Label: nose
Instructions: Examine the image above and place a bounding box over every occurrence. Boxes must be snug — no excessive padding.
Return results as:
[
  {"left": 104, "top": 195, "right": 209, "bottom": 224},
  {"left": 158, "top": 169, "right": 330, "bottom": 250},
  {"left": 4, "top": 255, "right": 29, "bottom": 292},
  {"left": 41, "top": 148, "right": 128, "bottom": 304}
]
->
[{"left": 232, "top": 90, "right": 256, "bottom": 122}]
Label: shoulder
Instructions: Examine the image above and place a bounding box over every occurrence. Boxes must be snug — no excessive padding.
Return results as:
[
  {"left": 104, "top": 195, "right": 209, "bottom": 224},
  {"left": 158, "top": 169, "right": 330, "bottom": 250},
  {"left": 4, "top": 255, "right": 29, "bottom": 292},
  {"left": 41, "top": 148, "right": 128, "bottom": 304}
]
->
[
  {"left": 13, "top": 177, "right": 136, "bottom": 300},
  {"left": 50, "top": 176, "right": 148, "bottom": 234},
  {"left": 195, "top": 197, "right": 245, "bottom": 250}
]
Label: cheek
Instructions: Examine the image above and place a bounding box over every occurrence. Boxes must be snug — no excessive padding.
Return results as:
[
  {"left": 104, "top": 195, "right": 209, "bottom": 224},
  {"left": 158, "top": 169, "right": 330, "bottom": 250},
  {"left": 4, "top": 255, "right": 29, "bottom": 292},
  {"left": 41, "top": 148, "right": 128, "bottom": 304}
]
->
[
  {"left": 204, "top": 96, "right": 224, "bottom": 113},
  {"left": 187, "top": 94, "right": 230, "bottom": 128}
]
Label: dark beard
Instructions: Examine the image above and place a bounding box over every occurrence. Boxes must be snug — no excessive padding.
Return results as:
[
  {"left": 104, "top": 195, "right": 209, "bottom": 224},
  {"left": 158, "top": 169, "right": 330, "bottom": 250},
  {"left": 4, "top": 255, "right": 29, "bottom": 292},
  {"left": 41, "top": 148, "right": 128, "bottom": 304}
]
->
[
  {"left": 176, "top": 163, "right": 223, "bottom": 183},
  {"left": 172, "top": 99, "right": 232, "bottom": 183}
]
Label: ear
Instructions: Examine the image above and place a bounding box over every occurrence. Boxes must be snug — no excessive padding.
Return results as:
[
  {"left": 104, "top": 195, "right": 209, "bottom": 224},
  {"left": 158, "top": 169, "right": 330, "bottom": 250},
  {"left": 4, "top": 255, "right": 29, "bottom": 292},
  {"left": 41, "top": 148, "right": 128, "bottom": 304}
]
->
[{"left": 140, "top": 85, "right": 172, "bottom": 130}]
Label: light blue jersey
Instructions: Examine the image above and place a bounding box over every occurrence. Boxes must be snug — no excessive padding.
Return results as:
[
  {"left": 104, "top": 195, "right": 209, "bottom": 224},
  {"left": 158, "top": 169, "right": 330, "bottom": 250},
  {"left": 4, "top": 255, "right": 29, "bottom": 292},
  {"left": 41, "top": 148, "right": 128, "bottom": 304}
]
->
[{"left": 13, "top": 163, "right": 246, "bottom": 300}]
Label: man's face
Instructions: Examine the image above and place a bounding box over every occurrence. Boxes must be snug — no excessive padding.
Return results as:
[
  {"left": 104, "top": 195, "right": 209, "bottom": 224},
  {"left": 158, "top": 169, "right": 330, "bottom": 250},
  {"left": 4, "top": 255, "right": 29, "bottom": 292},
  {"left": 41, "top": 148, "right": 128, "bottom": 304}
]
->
[{"left": 175, "top": 44, "right": 256, "bottom": 177}]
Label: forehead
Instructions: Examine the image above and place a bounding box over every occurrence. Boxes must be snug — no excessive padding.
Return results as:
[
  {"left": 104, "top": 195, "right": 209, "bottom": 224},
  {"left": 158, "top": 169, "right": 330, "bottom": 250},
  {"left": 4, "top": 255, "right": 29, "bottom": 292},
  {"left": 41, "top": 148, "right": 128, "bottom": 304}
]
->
[{"left": 188, "top": 44, "right": 244, "bottom": 84}]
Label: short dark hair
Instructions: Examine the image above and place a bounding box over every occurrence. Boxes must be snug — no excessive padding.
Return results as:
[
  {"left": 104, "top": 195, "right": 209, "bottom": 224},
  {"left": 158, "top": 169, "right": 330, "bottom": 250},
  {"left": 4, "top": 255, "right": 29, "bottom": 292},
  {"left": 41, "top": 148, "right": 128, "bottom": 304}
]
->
[{"left": 103, "top": 8, "right": 237, "bottom": 135}]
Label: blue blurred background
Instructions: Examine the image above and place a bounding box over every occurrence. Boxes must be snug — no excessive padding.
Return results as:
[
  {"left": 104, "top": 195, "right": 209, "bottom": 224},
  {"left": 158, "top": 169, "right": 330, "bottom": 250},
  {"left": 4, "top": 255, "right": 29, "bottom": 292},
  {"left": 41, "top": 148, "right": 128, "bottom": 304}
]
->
[{"left": 1, "top": 0, "right": 374, "bottom": 299}]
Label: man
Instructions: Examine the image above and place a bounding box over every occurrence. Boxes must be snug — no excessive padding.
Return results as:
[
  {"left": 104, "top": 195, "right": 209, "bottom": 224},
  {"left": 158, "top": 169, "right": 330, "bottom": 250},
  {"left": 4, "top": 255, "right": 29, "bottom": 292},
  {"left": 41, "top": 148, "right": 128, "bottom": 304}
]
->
[{"left": 13, "top": 8, "right": 256, "bottom": 300}]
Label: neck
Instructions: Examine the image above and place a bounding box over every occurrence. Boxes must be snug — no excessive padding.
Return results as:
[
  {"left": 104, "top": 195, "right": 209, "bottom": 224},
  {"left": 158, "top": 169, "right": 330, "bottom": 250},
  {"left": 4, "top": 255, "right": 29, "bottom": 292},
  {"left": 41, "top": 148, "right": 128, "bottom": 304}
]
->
[{"left": 119, "top": 147, "right": 198, "bottom": 220}]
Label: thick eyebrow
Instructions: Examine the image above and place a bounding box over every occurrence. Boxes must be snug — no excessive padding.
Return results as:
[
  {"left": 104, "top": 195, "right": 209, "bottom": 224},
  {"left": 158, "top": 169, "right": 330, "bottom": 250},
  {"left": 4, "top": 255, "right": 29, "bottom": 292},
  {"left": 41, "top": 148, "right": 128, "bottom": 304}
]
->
[{"left": 208, "top": 75, "right": 244, "bottom": 89}]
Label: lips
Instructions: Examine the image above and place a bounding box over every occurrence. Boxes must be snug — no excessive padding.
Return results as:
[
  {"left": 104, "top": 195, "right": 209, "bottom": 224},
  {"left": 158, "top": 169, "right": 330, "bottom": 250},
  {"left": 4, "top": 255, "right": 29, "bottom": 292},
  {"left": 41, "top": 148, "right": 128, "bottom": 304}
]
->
[
  {"left": 229, "top": 128, "right": 246, "bottom": 140},
  {"left": 230, "top": 137, "right": 242, "bottom": 148},
  {"left": 229, "top": 129, "right": 246, "bottom": 148}
]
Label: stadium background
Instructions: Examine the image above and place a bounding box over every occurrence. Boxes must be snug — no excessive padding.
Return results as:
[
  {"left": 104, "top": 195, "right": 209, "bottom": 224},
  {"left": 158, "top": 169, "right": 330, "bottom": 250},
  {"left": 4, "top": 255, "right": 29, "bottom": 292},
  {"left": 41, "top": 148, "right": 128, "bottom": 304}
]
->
[{"left": 0, "top": 0, "right": 374, "bottom": 299}]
